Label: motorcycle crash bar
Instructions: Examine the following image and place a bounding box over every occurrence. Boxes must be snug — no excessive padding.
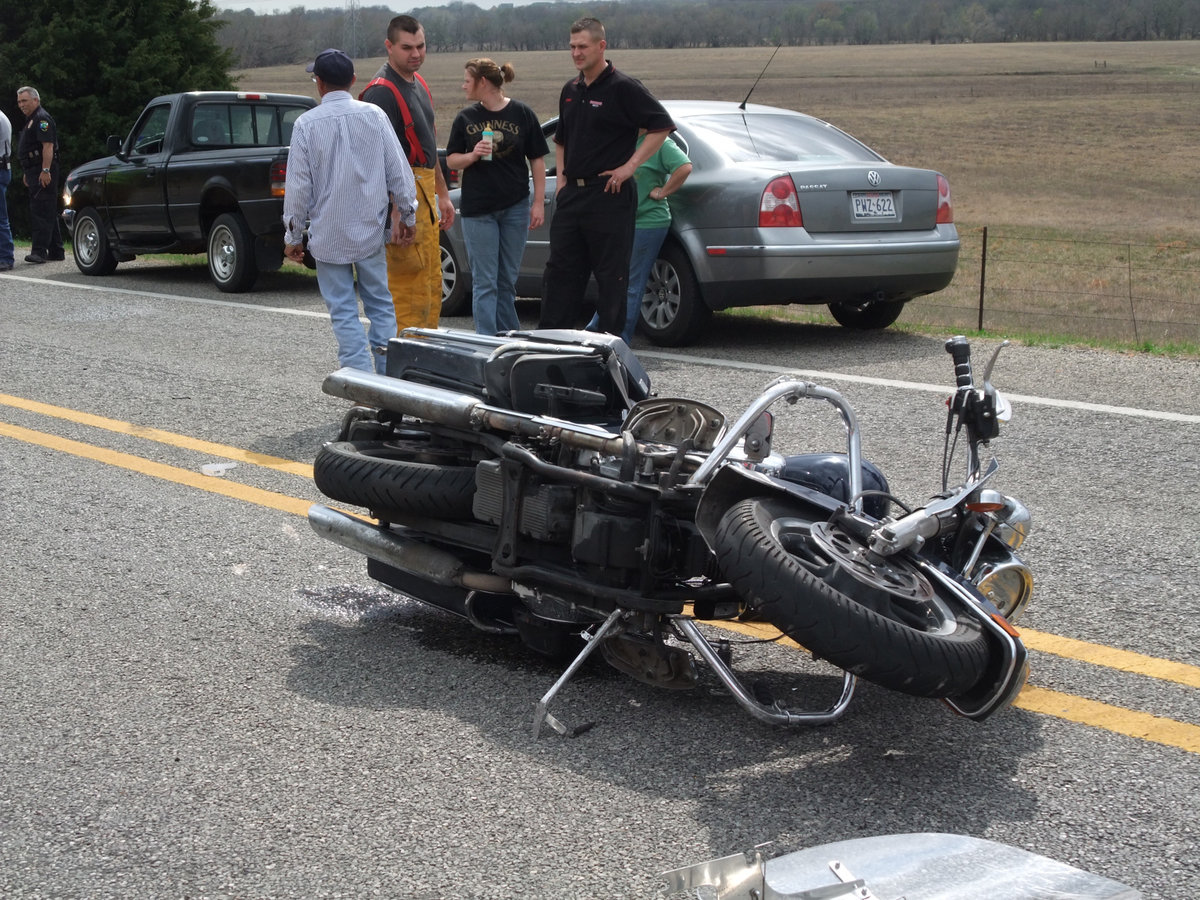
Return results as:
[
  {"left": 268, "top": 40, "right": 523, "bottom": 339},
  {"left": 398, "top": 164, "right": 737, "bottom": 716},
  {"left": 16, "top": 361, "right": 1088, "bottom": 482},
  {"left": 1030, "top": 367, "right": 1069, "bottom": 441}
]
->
[{"left": 687, "top": 376, "right": 864, "bottom": 509}]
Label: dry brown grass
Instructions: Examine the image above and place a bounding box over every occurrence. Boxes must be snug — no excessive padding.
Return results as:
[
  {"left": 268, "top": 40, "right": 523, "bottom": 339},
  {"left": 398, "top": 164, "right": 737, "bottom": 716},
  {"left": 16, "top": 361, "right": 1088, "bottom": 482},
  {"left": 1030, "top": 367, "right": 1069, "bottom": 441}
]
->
[{"left": 237, "top": 40, "right": 1200, "bottom": 241}]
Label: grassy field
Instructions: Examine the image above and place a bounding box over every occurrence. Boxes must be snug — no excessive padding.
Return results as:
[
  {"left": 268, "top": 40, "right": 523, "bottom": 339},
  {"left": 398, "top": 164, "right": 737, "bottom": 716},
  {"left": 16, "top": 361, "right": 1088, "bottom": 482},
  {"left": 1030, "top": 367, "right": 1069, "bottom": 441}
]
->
[
  {"left": 238, "top": 41, "right": 1200, "bottom": 241},
  {"left": 237, "top": 42, "right": 1200, "bottom": 349}
]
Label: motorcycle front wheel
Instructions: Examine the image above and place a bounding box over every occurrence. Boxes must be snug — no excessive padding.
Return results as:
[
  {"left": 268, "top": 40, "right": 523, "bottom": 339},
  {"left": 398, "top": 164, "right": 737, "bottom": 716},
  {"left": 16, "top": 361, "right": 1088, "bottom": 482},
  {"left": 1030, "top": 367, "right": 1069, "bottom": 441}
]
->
[
  {"left": 314, "top": 439, "right": 477, "bottom": 520},
  {"left": 714, "top": 497, "right": 990, "bottom": 697}
]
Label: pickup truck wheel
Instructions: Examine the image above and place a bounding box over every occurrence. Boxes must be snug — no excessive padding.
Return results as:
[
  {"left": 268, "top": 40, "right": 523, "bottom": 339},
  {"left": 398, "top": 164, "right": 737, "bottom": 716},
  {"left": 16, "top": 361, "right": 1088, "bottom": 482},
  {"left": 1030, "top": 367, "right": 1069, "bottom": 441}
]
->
[
  {"left": 640, "top": 242, "right": 712, "bottom": 347},
  {"left": 440, "top": 234, "right": 471, "bottom": 317},
  {"left": 72, "top": 208, "right": 118, "bottom": 276},
  {"left": 208, "top": 212, "right": 259, "bottom": 293}
]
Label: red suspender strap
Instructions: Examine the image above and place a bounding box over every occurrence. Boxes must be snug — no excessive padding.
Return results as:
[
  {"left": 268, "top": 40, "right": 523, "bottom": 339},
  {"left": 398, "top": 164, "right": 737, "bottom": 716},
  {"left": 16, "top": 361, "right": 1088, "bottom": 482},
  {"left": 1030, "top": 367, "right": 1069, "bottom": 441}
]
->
[{"left": 359, "top": 76, "right": 430, "bottom": 167}]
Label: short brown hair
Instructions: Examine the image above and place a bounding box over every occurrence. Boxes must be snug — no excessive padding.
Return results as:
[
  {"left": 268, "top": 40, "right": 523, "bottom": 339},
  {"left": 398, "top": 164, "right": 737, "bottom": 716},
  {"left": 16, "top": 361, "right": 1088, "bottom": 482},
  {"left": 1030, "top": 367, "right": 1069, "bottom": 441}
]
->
[
  {"left": 570, "top": 17, "right": 605, "bottom": 40},
  {"left": 387, "top": 14, "right": 421, "bottom": 43}
]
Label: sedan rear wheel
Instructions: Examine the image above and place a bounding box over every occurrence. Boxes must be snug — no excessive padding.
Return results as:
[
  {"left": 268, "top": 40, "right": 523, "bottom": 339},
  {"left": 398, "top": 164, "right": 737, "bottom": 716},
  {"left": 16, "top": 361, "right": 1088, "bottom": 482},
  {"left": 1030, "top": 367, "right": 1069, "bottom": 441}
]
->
[
  {"left": 828, "top": 299, "right": 906, "bottom": 330},
  {"left": 440, "top": 235, "right": 472, "bottom": 317},
  {"left": 640, "top": 243, "right": 711, "bottom": 347}
]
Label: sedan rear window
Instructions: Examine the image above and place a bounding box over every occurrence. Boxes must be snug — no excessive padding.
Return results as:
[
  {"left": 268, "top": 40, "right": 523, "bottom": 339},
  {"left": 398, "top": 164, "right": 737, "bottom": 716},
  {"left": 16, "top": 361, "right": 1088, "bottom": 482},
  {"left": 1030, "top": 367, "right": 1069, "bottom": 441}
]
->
[{"left": 687, "top": 114, "right": 883, "bottom": 164}]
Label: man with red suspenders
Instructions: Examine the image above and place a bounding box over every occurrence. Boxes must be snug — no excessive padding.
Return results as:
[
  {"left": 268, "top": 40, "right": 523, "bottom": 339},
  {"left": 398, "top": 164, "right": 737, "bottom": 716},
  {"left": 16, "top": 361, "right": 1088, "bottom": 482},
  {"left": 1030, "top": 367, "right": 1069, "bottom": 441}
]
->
[{"left": 361, "top": 14, "right": 455, "bottom": 331}]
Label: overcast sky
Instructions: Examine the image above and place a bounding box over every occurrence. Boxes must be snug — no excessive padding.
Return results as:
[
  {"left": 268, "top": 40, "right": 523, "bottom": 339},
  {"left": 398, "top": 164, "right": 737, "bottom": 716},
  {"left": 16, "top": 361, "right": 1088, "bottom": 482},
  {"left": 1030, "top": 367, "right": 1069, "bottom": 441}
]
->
[{"left": 218, "top": 0, "right": 548, "bottom": 14}]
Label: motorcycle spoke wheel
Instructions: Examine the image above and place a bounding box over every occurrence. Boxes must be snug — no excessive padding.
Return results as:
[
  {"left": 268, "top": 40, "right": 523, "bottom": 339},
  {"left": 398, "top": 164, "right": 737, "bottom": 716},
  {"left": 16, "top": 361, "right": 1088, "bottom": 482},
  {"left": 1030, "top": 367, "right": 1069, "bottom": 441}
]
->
[{"left": 714, "top": 496, "right": 990, "bottom": 698}]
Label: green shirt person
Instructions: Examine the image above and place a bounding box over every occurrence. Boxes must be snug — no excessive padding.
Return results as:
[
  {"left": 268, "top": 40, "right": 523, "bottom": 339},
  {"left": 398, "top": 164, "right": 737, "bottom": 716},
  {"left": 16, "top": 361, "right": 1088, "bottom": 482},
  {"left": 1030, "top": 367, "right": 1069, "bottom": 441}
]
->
[{"left": 589, "top": 131, "right": 692, "bottom": 344}]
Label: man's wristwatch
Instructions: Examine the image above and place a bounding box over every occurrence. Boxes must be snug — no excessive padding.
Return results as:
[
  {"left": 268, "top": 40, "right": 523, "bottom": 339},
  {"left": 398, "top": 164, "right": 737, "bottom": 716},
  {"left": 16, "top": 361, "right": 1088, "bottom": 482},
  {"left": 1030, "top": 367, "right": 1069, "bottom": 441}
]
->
[{"left": 41, "top": 168, "right": 50, "bottom": 173}]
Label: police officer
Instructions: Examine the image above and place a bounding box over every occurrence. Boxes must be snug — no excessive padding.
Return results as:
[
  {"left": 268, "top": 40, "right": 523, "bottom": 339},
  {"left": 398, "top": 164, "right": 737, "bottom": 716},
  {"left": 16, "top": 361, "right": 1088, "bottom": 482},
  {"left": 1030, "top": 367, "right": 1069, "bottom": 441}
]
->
[{"left": 16, "top": 87, "right": 64, "bottom": 264}]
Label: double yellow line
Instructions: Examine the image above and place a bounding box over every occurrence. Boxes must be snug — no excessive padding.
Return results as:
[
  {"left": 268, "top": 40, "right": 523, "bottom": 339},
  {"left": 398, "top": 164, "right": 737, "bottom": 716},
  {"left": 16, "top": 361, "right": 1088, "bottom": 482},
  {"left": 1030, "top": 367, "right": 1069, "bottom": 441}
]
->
[{"left": 3, "top": 391, "right": 1199, "bottom": 754}]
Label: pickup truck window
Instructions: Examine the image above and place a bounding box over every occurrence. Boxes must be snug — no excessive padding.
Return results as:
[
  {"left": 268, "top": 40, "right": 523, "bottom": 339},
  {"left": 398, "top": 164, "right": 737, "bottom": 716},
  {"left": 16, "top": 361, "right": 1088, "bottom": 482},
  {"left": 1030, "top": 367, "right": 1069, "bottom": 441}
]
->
[
  {"left": 131, "top": 105, "right": 172, "bottom": 156},
  {"left": 191, "top": 103, "right": 308, "bottom": 148}
]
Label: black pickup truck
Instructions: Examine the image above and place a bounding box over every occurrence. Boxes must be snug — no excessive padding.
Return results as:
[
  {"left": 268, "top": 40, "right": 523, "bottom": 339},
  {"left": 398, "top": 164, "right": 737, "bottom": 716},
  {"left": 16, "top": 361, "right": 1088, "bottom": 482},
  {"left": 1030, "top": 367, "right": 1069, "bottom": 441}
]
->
[{"left": 61, "top": 91, "right": 316, "bottom": 292}]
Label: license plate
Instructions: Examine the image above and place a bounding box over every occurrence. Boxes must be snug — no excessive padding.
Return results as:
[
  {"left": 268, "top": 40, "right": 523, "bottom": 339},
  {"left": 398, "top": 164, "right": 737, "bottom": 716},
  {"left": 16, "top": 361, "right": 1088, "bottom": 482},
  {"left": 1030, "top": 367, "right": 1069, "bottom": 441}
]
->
[{"left": 852, "top": 191, "right": 896, "bottom": 219}]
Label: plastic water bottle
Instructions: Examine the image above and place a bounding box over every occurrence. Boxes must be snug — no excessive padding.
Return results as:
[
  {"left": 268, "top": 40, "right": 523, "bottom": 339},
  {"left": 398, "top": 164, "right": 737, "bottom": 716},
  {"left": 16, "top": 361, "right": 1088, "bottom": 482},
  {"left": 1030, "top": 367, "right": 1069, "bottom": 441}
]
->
[{"left": 481, "top": 129, "right": 494, "bottom": 161}]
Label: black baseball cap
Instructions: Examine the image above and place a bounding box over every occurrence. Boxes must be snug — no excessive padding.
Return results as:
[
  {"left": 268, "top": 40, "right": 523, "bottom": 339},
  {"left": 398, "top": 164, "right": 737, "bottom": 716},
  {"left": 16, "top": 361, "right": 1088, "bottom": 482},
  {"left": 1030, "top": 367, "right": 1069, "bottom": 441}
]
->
[{"left": 307, "top": 48, "right": 354, "bottom": 85}]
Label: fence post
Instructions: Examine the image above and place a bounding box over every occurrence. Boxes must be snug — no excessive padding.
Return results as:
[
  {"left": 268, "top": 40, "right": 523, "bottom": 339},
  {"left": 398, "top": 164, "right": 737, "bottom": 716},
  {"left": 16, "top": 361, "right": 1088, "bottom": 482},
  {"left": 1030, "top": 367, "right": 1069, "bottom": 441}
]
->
[
  {"left": 1127, "top": 244, "right": 1139, "bottom": 344},
  {"left": 977, "top": 226, "right": 988, "bottom": 332}
]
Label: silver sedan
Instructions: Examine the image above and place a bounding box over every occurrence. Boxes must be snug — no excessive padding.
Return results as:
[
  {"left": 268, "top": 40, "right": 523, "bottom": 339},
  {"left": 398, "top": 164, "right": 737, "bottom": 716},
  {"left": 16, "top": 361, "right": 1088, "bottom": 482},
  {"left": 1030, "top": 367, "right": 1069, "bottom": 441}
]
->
[{"left": 439, "top": 100, "right": 959, "bottom": 346}]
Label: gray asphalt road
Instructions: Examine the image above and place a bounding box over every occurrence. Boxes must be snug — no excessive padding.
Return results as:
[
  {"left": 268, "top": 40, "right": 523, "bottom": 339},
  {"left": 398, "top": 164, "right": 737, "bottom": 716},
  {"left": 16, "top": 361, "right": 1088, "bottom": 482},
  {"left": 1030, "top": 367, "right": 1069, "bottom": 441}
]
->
[{"left": 2, "top": 258, "right": 1197, "bottom": 899}]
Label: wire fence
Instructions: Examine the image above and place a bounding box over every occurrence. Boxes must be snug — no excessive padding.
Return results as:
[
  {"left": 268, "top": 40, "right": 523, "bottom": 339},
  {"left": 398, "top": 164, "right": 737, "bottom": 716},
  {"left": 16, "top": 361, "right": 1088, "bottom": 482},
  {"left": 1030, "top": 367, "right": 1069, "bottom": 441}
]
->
[{"left": 904, "top": 228, "right": 1200, "bottom": 345}]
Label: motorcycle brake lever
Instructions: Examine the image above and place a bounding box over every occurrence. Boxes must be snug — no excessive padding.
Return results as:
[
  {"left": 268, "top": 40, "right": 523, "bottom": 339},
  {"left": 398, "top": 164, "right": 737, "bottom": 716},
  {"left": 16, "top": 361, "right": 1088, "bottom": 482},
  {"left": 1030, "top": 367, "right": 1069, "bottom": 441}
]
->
[{"left": 980, "top": 339, "right": 1010, "bottom": 385}]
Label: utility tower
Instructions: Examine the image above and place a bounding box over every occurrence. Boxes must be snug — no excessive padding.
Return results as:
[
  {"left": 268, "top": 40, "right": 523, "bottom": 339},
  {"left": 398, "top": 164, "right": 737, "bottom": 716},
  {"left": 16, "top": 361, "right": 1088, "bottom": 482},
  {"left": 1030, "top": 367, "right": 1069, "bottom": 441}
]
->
[{"left": 343, "top": 0, "right": 362, "bottom": 60}]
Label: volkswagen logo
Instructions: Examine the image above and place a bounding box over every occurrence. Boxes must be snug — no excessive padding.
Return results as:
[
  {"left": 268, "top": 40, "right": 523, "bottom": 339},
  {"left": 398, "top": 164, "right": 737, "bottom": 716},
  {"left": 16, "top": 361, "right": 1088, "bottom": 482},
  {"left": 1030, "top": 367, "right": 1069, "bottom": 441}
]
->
[{"left": 867, "top": 170, "right": 881, "bottom": 186}]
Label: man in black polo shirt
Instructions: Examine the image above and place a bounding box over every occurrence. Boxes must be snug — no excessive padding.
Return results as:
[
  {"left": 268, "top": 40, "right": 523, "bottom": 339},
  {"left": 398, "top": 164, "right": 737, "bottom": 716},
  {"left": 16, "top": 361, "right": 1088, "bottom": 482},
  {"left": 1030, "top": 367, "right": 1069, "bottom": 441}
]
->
[{"left": 538, "top": 17, "right": 673, "bottom": 337}]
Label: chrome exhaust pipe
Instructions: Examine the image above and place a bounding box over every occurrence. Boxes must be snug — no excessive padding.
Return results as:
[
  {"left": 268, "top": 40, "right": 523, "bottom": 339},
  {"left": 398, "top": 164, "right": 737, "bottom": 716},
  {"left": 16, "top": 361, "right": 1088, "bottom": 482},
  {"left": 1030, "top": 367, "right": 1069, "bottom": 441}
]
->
[
  {"left": 322, "top": 368, "right": 483, "bottom": 429},
  {"left": 307, "top": 504, "right": 511, "bottom": 594},
  {"left": 322, "top": 366, "right": 631, "bottom": 453}
]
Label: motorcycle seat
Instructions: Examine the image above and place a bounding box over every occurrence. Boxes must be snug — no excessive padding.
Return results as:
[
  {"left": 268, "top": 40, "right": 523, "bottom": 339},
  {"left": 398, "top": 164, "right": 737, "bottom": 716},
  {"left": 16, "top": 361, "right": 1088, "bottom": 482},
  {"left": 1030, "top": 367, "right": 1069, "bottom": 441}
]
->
[{"left": 386, "top": 328, "right": 651, "bottom": 422}]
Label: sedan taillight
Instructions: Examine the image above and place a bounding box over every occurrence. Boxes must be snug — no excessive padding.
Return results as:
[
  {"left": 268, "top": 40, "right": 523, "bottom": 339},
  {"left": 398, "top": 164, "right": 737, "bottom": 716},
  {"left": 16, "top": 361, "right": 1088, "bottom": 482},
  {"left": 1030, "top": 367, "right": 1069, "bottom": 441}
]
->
[
  {"left": 936, "top": 174, "right": 954, "bottom": 224},
  {"left": 759, "top": 176, "right": 803, "bottom": 227},
  {"left": 270, "top": 161, "right": 287, "bottom": 198}
]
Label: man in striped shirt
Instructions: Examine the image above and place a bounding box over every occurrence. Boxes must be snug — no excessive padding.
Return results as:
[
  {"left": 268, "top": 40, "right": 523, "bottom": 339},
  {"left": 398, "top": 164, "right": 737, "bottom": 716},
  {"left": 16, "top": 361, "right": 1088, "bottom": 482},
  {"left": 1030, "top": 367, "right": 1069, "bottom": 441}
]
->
[{"left": 284, "top": 48, "right": 417, "bottom": 374}]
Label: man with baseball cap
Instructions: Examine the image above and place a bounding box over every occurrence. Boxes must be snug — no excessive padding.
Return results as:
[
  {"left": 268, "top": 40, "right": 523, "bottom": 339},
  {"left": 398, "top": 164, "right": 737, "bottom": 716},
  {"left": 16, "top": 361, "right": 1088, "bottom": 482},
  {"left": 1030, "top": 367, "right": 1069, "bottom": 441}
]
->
[{"left": 284, "top": 49, "right": 418, "bottom": 374}]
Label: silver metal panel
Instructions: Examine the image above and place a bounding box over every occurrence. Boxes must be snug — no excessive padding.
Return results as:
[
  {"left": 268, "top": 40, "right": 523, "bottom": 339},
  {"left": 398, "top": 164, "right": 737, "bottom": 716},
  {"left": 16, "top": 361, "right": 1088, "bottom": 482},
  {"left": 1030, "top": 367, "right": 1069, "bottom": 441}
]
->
[{"left": 761, "top": 833, "right": 1142, "bottom": 899}]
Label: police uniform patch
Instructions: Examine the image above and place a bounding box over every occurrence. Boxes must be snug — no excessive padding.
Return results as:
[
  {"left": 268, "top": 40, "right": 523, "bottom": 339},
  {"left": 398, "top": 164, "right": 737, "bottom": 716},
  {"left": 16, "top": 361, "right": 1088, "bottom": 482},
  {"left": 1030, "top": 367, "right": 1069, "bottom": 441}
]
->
[{"left": 39, "top": 121, "right": 49, "bottom": 132}]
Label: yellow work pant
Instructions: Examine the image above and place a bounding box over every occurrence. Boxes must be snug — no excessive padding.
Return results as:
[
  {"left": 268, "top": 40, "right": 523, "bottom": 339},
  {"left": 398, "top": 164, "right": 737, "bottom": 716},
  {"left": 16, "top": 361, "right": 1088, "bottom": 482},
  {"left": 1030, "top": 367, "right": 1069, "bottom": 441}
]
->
[{"left": 387, "top": 167, "right": 442, "bottom": 332}]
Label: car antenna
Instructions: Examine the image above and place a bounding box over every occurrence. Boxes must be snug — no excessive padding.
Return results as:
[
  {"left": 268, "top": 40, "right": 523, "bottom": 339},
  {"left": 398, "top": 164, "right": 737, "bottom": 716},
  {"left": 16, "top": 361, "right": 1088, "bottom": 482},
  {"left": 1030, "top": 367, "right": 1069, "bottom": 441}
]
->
[{"left": 740, "top": 44, "right": 782, "bottom": 110}]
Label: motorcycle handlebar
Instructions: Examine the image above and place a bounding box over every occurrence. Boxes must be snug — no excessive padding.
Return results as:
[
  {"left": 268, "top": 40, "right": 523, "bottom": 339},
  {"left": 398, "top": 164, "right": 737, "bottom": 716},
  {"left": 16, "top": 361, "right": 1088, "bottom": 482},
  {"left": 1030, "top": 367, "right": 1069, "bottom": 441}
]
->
[{"left": 945, "top": 335, "right": 975, "bottom": 391}]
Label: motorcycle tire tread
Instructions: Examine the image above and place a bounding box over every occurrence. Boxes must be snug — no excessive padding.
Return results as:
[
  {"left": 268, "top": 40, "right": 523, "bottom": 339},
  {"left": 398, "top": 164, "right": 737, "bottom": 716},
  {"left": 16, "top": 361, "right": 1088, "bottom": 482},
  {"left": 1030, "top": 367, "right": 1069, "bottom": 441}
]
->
[
  {"left": 314, "top": 440, "right": 477, "bottom": 520},
  {"left": 713, "top": 496, "right": 990, "bottom": 698}
]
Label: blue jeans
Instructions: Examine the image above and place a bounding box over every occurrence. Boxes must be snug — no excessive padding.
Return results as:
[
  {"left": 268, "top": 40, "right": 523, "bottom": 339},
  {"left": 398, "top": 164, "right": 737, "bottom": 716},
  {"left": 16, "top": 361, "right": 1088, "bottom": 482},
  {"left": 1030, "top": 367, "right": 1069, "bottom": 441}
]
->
[
  {"left": 0, "top": 168, "right": 13, "bottom": 267},
  {"left": 462, "top": 198, "right": 530, "bottom": 335},
  {"left": 587, "top": 225, "right": 669, "bottom": 345},
  {"left": 315, "top": 244, "right": 396, "bottom": 374}
]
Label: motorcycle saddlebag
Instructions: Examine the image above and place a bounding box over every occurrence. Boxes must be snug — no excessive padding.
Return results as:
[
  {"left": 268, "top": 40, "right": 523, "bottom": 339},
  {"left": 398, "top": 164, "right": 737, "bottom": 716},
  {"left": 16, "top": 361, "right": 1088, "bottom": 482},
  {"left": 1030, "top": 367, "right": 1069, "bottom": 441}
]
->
[{"left": 386, "top": 328, "right": 650, "bottom": 422}]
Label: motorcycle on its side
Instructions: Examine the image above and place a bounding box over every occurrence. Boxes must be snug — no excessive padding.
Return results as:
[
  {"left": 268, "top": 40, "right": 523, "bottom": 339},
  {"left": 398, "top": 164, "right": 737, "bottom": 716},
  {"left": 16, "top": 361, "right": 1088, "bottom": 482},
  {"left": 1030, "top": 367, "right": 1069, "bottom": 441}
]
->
[{"left": 307, "top": 328, "right": 1032, "bottom": 736}]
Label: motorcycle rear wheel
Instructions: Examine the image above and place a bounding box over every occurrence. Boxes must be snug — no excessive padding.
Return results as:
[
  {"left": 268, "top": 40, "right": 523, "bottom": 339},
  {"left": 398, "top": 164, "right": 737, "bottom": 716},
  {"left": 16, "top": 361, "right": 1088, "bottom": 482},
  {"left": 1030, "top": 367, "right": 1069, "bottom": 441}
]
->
[
  {"left": 314, "top": 440, "right": 477, "bottom": 520},
  {"left": 714, "top": 497, "right": 990, "bottom": 697}
]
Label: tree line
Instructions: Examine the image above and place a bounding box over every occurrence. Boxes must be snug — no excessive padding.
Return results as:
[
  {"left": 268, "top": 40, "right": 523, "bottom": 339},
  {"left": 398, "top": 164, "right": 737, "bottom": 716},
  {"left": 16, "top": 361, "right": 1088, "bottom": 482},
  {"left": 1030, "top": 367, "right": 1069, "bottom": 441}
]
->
[
  {"left": 1, "top": 0, "right": 235, "bottom": 238},
  {"left": 217, "top": 0, "right": 1200, "bottom": 68}
]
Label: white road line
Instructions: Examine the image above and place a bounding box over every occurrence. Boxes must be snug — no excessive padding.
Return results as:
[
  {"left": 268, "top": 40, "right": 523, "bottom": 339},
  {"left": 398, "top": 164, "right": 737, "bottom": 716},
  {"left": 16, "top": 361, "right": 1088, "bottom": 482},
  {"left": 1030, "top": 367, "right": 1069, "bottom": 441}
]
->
[
  {"left": 5, "top": 273, "right": 330, "bottom": 319},
  {"left": 637, "top": 350, "right": 1200, "bottom": 424},
  {"left": 14, "top": 273, "right": 1199, "bottom": 424}
]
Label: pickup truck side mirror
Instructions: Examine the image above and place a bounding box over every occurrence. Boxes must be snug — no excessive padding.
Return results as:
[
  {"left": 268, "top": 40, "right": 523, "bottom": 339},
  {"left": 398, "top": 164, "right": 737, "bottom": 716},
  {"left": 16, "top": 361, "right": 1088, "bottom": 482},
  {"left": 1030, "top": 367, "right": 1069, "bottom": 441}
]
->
[{"left": 107, "top": 135, "right": 126, "bottom": 160}]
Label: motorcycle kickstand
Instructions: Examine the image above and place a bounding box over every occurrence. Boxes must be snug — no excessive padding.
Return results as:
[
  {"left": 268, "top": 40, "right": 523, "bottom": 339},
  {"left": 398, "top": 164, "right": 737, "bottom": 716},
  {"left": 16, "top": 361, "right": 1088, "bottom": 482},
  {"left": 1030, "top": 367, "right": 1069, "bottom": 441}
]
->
[
  {"left": 532, "top": 608, "right": 627, "bottom": 739},
  {"left": 671, "top": 616, "right": 858, "bottom": 727}
]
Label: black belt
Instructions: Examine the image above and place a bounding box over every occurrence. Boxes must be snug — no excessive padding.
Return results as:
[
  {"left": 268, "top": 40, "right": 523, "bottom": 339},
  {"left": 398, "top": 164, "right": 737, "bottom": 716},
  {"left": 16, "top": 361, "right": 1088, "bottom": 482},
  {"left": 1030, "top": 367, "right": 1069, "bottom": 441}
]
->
[{"left": 569, "top": 176, "right": 610, "bottom": 188}]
